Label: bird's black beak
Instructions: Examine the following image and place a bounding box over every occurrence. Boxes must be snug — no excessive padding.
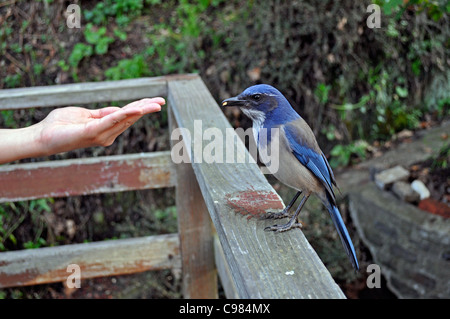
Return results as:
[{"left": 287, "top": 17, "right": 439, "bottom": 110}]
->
[{"left": 221, "top": 96, "right": 246, "bottom": 107}]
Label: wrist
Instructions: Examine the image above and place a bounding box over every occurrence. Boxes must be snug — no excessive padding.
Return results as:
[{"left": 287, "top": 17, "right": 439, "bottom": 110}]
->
[{"left": 29, "top": 122, "right": 50, "bottom": 158}]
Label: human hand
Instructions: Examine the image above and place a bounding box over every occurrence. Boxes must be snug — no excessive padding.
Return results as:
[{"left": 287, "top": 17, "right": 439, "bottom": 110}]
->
[{"left": 36, "top": 97, "right": 165, "bottom": 155}]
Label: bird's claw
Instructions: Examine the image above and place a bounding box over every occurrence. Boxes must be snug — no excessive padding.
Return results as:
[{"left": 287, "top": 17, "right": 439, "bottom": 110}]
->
[
  {"left": 264, "top": 221, "right": 303, "bottom": 232},
  {"left": 261, "top": 209, "right": 291, "bottom": 220}
]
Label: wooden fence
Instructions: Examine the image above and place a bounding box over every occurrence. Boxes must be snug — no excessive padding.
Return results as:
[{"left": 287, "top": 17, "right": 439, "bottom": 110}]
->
[{"left": 0, "top": 74, "right": 345, "bottom": 298}]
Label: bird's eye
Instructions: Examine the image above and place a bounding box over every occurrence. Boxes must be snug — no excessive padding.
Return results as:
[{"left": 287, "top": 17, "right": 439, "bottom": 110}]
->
[{"left": 252, "top": 94, "right": 261, "bottom": 101}]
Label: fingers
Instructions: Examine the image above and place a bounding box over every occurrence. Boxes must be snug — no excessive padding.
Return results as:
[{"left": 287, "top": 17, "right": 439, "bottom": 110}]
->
[
  {"left": 124, "top": 97, "right": 166, "bottom": 107},
  {"left": 95, "top": 109, "right": 135, "bottom": 133},
  {"left": 122, "top": 98, "right": 165, "bottom": 115},
  {"left": 91, "top": 108, "right": 147, "bottom": 145},
  {"left": 90, "top": 98, "right": 165, "bottom": 119},
  {"left": 101, "top": 114, "right": 142, "bottom": 146},
  {"left": 89, "top": 107, "right": 121, "bottom": 119},
  {"left": 88, "top": 97, "right": 165, "bottom": 146}
]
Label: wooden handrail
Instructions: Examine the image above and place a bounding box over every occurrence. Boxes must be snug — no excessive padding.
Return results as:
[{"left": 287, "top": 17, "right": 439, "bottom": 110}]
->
[
  {"left": 0, "top": 74, "right": 197, "bottom": 109},
  {"left": 0, "top": 74, "right": 345, "bottom": 298},
  {"left": 168, "top": 76, "right": 345, "bottom": 298}
]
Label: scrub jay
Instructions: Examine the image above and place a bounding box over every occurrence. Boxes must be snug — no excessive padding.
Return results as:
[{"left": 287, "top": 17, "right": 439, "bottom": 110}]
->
[{"left": 222, "top": 84, "right": 359, "bottom": 271}]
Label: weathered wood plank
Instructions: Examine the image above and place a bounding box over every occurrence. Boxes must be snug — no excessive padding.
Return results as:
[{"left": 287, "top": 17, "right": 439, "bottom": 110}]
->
[
  {"left": 169, "top": 108, "right": 217, "bottom": 298},
  {"left": 0, "top": 74, "right": 197, "bottom": 110},
  {"left": 214, "top": 235, "right": 239, "bottom": 299},
  {"left": 0, "top": 152, "right": 175, "bottom": 203},
  {"left": 0, "top": 233, "right": 180, "bottom": 288},
  {"left": 168, "top": 77, "right": 345, "bottom": 298}
]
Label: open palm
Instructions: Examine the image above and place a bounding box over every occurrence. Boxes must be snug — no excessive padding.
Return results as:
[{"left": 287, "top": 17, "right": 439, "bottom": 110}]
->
[{"left": 37, "top": 98, "right": 165, "bottom": 155}]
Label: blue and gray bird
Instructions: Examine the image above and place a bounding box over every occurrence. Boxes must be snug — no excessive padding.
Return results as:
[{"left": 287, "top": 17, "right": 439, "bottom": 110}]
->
[{"left": 222, "top": 84, "right": 359, "bottom": 271}]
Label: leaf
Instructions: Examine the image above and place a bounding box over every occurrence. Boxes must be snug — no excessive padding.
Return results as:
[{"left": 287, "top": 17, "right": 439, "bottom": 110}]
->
[
  {"left": 113, "top": 28, "right": 127, "bottom": 41},
  {"left": 395, "top": 86, "right": 408, "bottom": 98},
  {"left": 84, "top": 25, "right": 107, "bottom": 44},
  {"left": 8, "top": 233, "right": 17, "bottom": 245},
  {"left": 411, "top": 59, "right": 421, "bottom": 76},
  {"left": 68, "top": 43, "right": 93, "bottom": 68},
  {"left": 314, "top": 83, "right": 331, "bottom": 104},
  {"left": 382, "top": 0, "right": 404, "bottom": 15},
  {"left": 95, "top": 36, "right": 114, "bottom": 55},
  {"left": 36, "top": 198, "right": 52, "bottom": 213}
]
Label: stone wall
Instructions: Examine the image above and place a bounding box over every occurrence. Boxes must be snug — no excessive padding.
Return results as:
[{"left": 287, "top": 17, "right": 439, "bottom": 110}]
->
[
  {"left": 349, "top": 183, "right": 449, "bottom": 298},
  {"left": 336, "top": 121, "right": 450, "bottom": 298}
]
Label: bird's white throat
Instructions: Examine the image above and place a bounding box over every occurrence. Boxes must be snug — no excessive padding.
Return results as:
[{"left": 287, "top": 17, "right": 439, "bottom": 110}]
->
[{"left": 240, "top": 108, "right": 265, "bottom": 144}]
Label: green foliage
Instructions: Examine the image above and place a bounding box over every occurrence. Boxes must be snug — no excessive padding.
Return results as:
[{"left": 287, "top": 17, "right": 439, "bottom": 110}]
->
[
  {"left": 68, "top": 43, "right": 93, "bottom": 68},
  {"left": 84, "top": 23, "right": 115, "bottom": 55},
  {"left": 139, "top": 0, "right": 229, "bottom": 76},
  {"left": 23, "top": 238, "right": 47, "bottom": 249},
  {"left": 57, "top": 60, "right": 70, "bottom": 72},
  {"left": 67, "top": 23, "right": 120, "bottom": 80},
  {"left": 105, "top": 54, "right": 149, "bottom": 80},
  {"left": 58, "top": 0, "right": 231, "bottom": 84},
  {"left": 84, "top": 0, "right": 146, "bottom": 26},
  {"left": 329, "top": 140, "right": 369, "bottom": 168},
  {"left": 154, "top": 205, "right": 177, "bottom": 222},
  {"left": 0, "top": 110, "right": 18, "bottom": 128},
  {"left": 113, "top": 28, "right": 127, "bottom": 41},
  {"left": 431, "top": 144, "right": 450, "bottom": 170},
  {"left": 150, "top": 205, "right": 178, "bottom": 234},
  {"left": 367, "top": 68, "right": 422, "bottom": 138},
  {"left": 33, "top": 63, "right": 44, "bottom": 76},
  {"left": 436, "top": 98, "right": 450, "bottom": 118},
  {"left": 332, "top": 58, "right": 426, "bottom": 144},
  {"left": 375, "top": 0, "right": 449, "bottom": 21},
  {"left": 4, "top": 74, "right": 22, "bottom": 88},
  {"left": 0, "top": 198, "right": 54, "bottom": 252},
  {"left": 315, "top": 83, "right": 331, "bottom": 105}
]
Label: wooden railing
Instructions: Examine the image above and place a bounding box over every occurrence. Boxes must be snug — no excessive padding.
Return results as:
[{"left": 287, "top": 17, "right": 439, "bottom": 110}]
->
[{"left": 0, "top": 74, "right": 345, "bottom": 298}]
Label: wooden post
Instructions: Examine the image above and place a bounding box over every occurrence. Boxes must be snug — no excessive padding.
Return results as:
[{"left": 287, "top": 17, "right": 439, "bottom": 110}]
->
[{"left": 169, "top": 106, "right": 218, "bottom": 299}]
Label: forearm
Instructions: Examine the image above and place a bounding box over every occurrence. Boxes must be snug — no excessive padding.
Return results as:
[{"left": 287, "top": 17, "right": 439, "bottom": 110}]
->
[
  {"left": 0, "top": 123, "right": 46, "bottom": 164},
  {"left": 0, "top": 99, "right": 164, "bottom": 165}
]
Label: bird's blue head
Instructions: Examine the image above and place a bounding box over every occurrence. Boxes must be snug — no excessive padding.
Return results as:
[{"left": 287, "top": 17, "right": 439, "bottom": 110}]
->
[{"left": 222, "top": 84, "right": 299, "bottom": 125}]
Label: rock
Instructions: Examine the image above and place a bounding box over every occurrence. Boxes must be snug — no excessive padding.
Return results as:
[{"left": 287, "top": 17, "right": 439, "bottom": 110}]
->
[
  {"left": 396, "top": 129, "right": 413, "bottom": 139},
  {"left": 392, "top": 181, "right": 420, "bottom": 203},
  {"left": 374, "top": 166, "right": 410, "bottom": 190},
  {"left": 418, "top": 198, "right": 450, "bottom": 218},
  {"left": 411, "top": 180, "right": 430, "bottom": 200},
  {"left": 348, "top": 183, "right": 450, "bottom": 298}
]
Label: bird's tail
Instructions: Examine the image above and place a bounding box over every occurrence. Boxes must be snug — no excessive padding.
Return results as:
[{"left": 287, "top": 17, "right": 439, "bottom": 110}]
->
[{"left": 324, "top": 196, "right": 359, "bottom": 271}]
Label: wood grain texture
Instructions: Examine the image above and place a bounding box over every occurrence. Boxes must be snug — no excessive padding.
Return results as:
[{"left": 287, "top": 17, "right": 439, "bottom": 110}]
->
[
  {"left": 214, "top": 235, "right": 239, "bottom": 299},
  {"left": 0, "top": 152, "right": 175, "bottom": 203},
  {"left": 0, "top": 233, "right": 180, "bottom": 288},
  {"left": 0, "top": 74, "right": 197, "bottom": 109},
  {"left": 168, "top": 77, "right": 345, "bottom": 298},
  {"left": 169, "top": 108, "right": 218, "bottom": 298}
]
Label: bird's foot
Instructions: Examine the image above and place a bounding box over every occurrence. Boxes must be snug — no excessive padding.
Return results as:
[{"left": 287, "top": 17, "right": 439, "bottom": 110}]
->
[
  {"left": 262, "top": 209, "right": 291, "bottom": 220},
  {"left": 264, "top": 219, "right": 303, "bottom": 233}
]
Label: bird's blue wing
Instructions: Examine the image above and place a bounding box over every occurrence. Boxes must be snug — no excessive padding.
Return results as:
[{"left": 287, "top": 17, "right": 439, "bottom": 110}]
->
[
  {"left": 285, "top": 121, "right": 358, "bottom": 270},
  {"left": 283, "top": 122, "right": 336, "bottom": 203}
]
